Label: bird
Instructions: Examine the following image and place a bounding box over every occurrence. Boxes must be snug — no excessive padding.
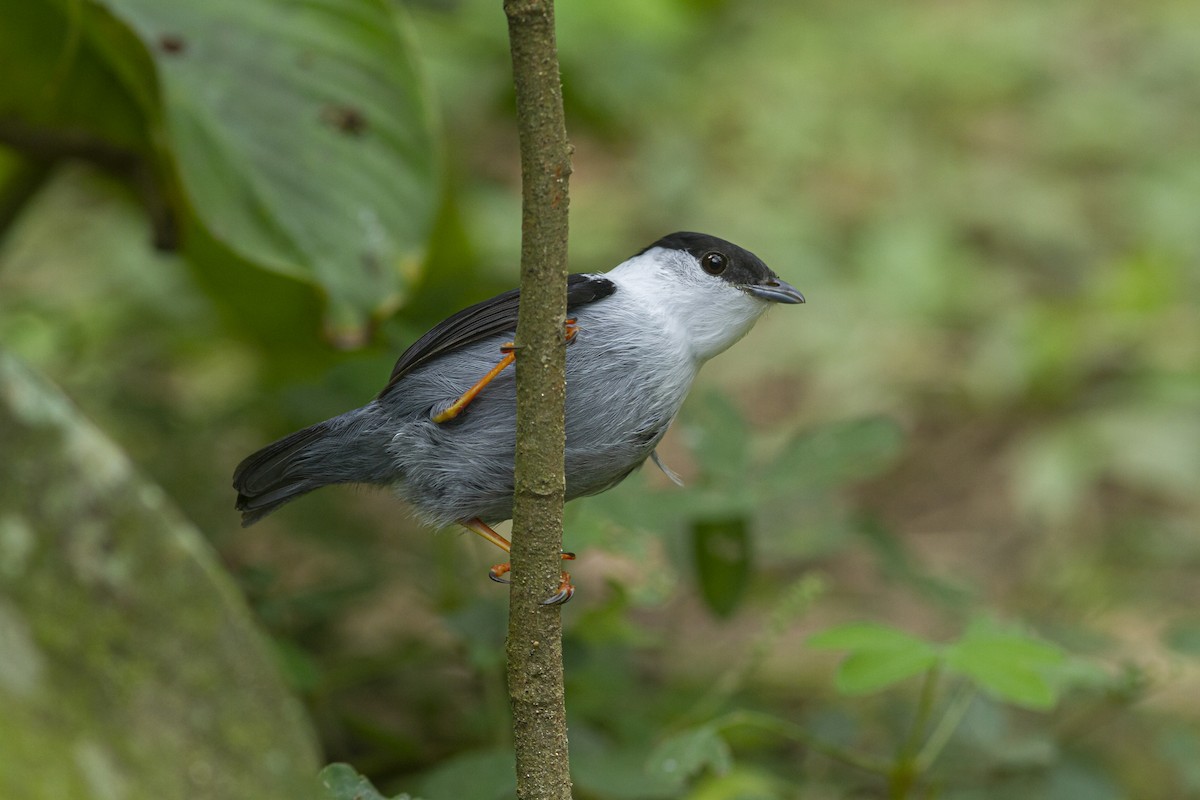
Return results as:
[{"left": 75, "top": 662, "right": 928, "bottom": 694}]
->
[{"left": 233, "top": 232, "right": 804, "bottom": 603}]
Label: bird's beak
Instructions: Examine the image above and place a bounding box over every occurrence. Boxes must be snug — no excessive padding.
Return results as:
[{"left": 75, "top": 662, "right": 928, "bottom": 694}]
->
[{"left": 745, "top": 278, "right": 805, "bottom": 304}]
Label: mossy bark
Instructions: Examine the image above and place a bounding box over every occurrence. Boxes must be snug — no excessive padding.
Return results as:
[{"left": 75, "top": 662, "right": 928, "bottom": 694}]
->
[
  {"left": 502, "top": 1, "right": 574, "bottom": 798},
  {"left": 0, "top": 351, "right": 320, "bottom": 799}
]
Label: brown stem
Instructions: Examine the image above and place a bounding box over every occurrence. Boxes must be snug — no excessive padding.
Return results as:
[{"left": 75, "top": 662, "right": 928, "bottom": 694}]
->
[{"left": 502, "top": 0, "right": 574, "bottom": 798}]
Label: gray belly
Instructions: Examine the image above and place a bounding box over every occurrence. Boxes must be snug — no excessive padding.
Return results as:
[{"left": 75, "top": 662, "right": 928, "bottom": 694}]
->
[{"left": 381, "top": 313, "right": 693, "bottom": 526}]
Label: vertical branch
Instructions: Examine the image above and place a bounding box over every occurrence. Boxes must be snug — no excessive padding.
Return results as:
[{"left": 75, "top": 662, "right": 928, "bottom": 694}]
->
[{"left": 503, "top": 1, "right": 573, "bottom": 799}]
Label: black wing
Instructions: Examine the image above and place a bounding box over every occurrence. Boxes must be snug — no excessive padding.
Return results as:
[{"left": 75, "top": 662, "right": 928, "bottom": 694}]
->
[{"left": 379, "top": 273, "right": 616, "bottom": 396}]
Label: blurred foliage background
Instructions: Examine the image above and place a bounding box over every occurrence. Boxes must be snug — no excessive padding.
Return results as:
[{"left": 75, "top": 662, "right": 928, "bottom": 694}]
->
[{"left": 2, "top": 0, "right": 1199, "bottom": 798}]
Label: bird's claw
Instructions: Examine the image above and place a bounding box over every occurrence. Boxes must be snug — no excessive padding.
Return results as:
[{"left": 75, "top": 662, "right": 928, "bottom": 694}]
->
[
  {"left": 487, "top": 562, "right": 575, "bottom": 604},
  {"left": 541, "top": 572, "right": 575, "bottom": 605}
]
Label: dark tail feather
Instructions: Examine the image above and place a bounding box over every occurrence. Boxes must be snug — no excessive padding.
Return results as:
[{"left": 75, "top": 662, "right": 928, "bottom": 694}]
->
[
  {"left": 234, "top": 405, "right": 396, "bottom": 526},
  {"left": 233, "top": 420, "right": 337, "bottom": 526}
]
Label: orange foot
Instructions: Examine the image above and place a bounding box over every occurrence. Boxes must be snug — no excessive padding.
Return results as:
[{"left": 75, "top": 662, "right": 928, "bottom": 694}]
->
[{"left": 461, "top": 518, "right": 578, "bottom": 604}]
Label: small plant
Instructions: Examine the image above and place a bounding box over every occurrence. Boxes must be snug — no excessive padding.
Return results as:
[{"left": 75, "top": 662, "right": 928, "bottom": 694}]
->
[{"left": 646, "top": 617, "right": 1117, "bottom": 799}]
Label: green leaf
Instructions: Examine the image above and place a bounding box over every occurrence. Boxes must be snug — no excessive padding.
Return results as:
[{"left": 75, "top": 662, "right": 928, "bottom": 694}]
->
[
  {"left": 808, "top": 622, "right": 931, "bottom": 651},
  {"left": 833, "top": 644, "right": 938, "bottom": 695},
  {"left": 808, "top": 622, "right": 938, "bottom": 695},
  {"left": 944, "top": 620, "right": 1066, "bottom": 710},
  {"left": 646, "top": 724, "right": 733, "bottom": 790},
  {"left": 691, "top": 516, "right": 752, "bottom": 617},
  {"left": 319, "top": 763, "right": 420, "bottom": 800},
  {"left": 766, "top": 416, "right": 905, "bottom": 493},
  {"left": 99, "top": 0, "right": 440, "bottom": 340}
]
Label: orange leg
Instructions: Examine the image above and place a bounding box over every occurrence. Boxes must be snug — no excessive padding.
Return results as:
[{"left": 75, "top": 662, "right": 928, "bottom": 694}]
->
[
  {"left": 459, "top": 517, "right": 577, "bottom": 605},
  {"left": 432, "top": 350, "right": 515, "bottom": 424},
  {"left": 431, "top": 318, "right": 578, "bottom": 424}
]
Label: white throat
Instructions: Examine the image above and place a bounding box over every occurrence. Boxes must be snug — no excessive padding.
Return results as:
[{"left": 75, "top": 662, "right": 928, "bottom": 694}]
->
[{"left": 605, "top": 249, "right": 770, "bottom": 365}]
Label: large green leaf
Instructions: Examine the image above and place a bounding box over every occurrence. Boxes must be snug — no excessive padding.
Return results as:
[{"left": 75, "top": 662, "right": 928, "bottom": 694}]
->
[
  {"left": 0, "top": 351, "right": 320, "bottom": 799},
  {"left": 0, "top": 0, "right": 149, "bottom": 152},
  {"left": 100, "top": 0, "right": 440, "bottom": 340}
]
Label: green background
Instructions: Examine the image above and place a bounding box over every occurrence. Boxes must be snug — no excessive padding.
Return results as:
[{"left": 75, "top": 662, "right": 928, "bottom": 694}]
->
[{"left": 1, "top": 0, "right": 1198, "bottom": 798}]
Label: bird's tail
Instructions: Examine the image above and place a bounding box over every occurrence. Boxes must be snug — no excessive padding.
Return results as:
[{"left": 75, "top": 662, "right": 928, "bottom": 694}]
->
[{"left": 232, "top": 406, "right": 390, "bottom": 526}]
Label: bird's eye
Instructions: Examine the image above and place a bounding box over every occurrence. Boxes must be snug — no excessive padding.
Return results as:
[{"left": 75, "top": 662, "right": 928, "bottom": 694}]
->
[{"left": 701, "top": 252, "right": 727, "bottom": 275}]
